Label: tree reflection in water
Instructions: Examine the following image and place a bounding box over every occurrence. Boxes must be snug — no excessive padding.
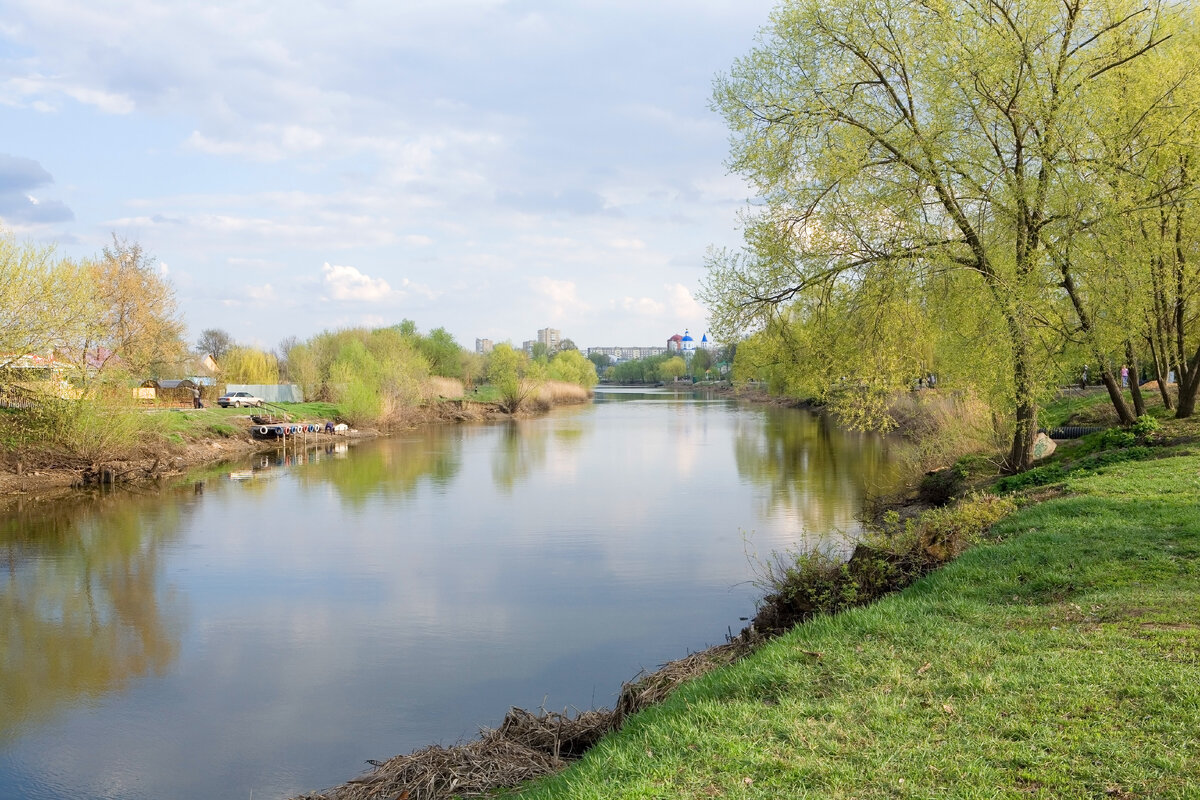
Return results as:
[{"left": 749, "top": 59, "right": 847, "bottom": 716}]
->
[
  {"left": 0, "top": 492, "right": 188, "bottom": 742},
  {"left": 297, "top": 427, "right": 462, "bottom": 507},
  {"left": 734, "top": 406, "right": 909, "bottom": 539}
]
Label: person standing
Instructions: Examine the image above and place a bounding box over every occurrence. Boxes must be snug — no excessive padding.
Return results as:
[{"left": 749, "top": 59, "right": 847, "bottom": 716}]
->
[
  {"left": 192, "top": 386, "right": 202, "bottom": 408},
  {"left": 1080, "top": 364, "right": 1089, "bottom": 390},
  {"left": 1120, "top": 365, "right": 1129, "bottom": 388}
]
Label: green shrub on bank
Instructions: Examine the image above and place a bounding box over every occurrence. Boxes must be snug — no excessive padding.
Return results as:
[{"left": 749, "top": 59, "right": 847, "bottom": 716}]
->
[
  {"left": 1, "top": 398, "right": 171, "bottom": 466},
  {"left": 750, "top": 493, "right": 1015, "bottom": 636}
]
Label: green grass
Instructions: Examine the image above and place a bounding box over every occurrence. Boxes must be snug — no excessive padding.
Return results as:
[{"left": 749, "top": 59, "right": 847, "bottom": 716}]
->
[
  {"left": 1039, "top": 387, "right": 1175, "bottom": 429},
  {"left": 466, "top": 384, "right": 504, "bottom": 403},
  {"left": 158, "top": 401, "right": 343, "bottom": 432},
  {"left": 505, "top": 448, "right": 1200, "bottom": 799}
]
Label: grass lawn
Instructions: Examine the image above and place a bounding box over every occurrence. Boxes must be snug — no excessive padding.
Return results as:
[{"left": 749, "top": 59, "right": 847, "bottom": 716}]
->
[
  {"left": 506, "top": 447, "right": 1200, "bottom": 799},
  {"left": 154, "top": 401, "right": 342, "bottom": 436}
]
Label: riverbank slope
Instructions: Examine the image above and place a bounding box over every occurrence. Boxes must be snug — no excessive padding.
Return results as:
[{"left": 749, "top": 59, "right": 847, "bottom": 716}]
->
[
  {"left": 500, "top": 442, "right": 1199, "bottom": 799},
  {"left": 0, "top": 395, "right": 566, "bottom": 505}
]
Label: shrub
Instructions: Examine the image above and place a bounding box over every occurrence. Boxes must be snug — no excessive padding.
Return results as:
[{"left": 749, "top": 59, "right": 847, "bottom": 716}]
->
[
  {"left": 994, "top": 463, "right": 1068, "bottom": 493},
  {"left": 917, "top": 463, "right": 966, "bottom": 506},
  {"left": 749, "top": 494, "right": 1015, "bottom": 636}
]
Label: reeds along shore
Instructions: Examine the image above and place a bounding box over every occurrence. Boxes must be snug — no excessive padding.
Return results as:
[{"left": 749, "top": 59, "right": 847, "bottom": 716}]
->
[{"left": 292, "top": 640, "right": 752, "bottom": 800}]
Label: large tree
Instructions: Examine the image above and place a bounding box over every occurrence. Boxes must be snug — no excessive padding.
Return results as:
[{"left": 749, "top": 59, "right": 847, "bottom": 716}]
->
[
  {"left": 705, "top": 0, "right": 1181, "bottom": 471},
  {"left": 0, "top": 231, "right": 91, "bottom": 366},
  {"left": 74, "top": 236, "right": 186, "bottom": 383},
  {"left": 196, "top": 328, "right": 234, "bottom": 362}
]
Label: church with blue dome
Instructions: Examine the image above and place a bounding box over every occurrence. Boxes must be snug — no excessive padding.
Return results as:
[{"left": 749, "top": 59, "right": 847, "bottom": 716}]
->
[{"left": 667, "top": 329, "right": 710, "bottom": 359}]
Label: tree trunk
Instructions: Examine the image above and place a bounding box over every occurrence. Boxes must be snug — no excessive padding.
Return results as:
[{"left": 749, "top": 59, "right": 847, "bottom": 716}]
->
[
  {"left": 1100, "top": 367, "right": 1136, "bottom": 425},
  {"left": 1126, "top": 341, "right": 1146, "bottom": 418},
  {"left": 1175, "top": 344, "right": 1200, "bottom": 419},
  {"left": 1004, "top": 330, "right": 1037, "bottom": 474},
  {"left": 1147, "top": 334, "right": 1175, "bottom": 410}
]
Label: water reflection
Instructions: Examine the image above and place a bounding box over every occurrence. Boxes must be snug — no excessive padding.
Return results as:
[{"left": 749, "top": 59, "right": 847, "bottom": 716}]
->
[
  {"left": 294, "top": 429, "right": 462, "bottom": 506},
  {"left": 733, "top": 406, "right": 906, "bottom": 537},
  {"left": 0, "top": 392, "right": 911, "bottom": 800},
  {"left": 0, "top": 494, "right": 187, "bottom": 743},
  {"left": 491, "top": 416, "right": 591, "bottom": 491}
]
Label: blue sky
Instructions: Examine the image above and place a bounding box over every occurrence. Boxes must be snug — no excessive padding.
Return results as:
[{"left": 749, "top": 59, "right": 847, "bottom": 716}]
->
[{"left": 0, "top": 0, "right": 774, "bottom": 352}]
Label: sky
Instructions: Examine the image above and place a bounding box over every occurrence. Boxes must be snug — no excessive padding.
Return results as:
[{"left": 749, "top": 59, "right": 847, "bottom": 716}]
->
[{"left": 0, "top": 0, "right": 776, "bottom": 353}]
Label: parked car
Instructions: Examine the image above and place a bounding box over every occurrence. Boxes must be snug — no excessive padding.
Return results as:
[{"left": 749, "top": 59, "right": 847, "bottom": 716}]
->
[{"left": 218, "top": 391, "right": 265, "bottom": 408}]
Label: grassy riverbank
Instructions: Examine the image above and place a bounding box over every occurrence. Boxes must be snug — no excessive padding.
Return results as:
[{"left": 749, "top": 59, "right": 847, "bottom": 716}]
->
[
  {"left": 0, "top": 384, "right": 595, "bottom": 501},
  {"left": 502, "top": 437, "right": 1199, "bottom": 797}
]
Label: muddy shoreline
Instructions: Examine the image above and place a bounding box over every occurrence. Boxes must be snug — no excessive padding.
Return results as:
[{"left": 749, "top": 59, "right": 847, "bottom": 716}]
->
[{"left": 0, "top": 399, "right": 530, "bottom": 509}]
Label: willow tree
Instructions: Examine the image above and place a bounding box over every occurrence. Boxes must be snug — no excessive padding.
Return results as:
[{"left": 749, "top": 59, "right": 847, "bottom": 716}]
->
[
  {"left": 705, "top": 0, "right": 1177, "bottom": 471},
  {"left": 1040, "top": 15, "right": 1200, "bottom": 422},
  {"left": 0, "top": 230, "right": 92, "bottom": 366}
]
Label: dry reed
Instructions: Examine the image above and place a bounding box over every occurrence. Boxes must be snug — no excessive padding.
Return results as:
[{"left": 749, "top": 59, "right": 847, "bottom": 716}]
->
[
  {"left": 291, "top": 638, "right": 753, "bottom": 800},
  {"left": 424, "top": 377, "right": 465, "bottom": 400},
  {"left": 887, "top": 389, "right": 999, "bottom": 470},
  {"left": 532, "top": 381, "right": 591, "bottom": 406}
]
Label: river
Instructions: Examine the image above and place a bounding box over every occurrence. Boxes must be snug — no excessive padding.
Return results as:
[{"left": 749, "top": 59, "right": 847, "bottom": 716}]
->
[{"left": 0, "top": 388, "right": 907, "bottom": 799}]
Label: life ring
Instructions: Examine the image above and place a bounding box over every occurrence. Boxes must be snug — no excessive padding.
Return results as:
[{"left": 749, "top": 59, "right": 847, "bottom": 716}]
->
[{"left": 258, "top": 426, "right": 269, "bottom": 435}]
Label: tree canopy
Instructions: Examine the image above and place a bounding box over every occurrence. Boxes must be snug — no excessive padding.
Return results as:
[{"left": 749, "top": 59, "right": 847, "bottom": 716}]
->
[{"left": 704, "top": 0, "right": 1198, "bottom": 470}]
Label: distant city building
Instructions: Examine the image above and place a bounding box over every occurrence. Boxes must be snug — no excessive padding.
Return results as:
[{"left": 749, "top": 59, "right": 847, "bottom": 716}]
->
[
  {"left": 537, "top": 327, "right": 561, "bottom": 352},
  {"left": 587, "top": 346, "right": 668, "bottom": 362},
  {"left": 667, "top": 333, "right": 683, "bottom": 353},
  {"left": 475, "top": 338, "right": 494, "bottom": 354},
  {"left": 522, "top": 339, "right": 537, "bottom": 356}
]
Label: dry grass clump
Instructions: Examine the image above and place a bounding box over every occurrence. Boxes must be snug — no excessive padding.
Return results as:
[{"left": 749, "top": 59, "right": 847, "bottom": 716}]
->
[
  {"left": 887, "top": 389, "right": 1000, "bottom": 471},
  {"left": 613, "top": 641, "right": 748, "bottom": 726},
  {"left": 424, "top": 377, "right": 465, "bottom": 400},
  {"left": 533, "top": 381, "right": 591, "bottom": 406},
  {"left": 291, "top": 641, "right": 753, "bottom": 800}
]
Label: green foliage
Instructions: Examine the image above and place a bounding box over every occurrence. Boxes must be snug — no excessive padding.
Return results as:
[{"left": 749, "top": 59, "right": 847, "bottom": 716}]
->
[
  {"left": 547, "top": 348, "right": 598, "bottom": 389},
  {"left": 750, "top": 494, "right": 1016, "bottom": 635},
  {"left": 587, "top": 352, "right": 613, "bottom": 371},
  {"left": 220, "top": 345, "right": 280, "bottom": 385},
  {"left": 993, "top": 446, "right": 1155, "bottom": 493},
  {"left": 414, "top": 326, "right": 464, "bottom": 378},
  {"left": 0, "top": 399, "right": 167, "bottom": 465},
  {"left": 486, "top": 343, "right": 529, "bottom": 413},
  {"left": 287, "top": 325, "right": 432, "bottom": 423},
  {"left": 607, "top": 353, "right": 674, "bottom": 384},
  {"left": 1099, "top": 427, "right": 1137, "bottom": 449},
  {"left": 1132, "top": 414, "right": 1162, "bottom": 441},
  {"left": 702, "top": 0, "right": 1198, "bottom": 467},
  {"left": 659, "top": 356, "right": 687, "bottom": 381}
]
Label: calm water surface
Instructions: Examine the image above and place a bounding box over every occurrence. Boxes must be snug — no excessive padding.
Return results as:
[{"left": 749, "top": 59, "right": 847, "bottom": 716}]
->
[{"left": 0, "top": 388, "right": 906, "bottom": 800}]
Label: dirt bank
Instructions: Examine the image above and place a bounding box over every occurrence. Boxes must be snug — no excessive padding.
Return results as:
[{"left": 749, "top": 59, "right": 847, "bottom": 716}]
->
[{"left": 0, "top": 397, "right": 590, "bottom": 507}]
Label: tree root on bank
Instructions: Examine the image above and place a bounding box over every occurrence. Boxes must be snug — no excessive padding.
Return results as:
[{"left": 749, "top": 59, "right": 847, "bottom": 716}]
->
[{"left": 292, "top": 639, "right": 756, "bottom": 800}]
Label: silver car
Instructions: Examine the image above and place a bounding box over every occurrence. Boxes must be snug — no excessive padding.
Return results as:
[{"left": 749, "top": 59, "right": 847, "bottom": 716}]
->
[{"left": 218, "top": 391, "right": 264, "bottom": 408}]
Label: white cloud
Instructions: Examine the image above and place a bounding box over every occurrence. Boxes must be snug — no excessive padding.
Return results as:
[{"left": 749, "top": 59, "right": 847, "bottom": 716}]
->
[
  {"left": 322, "top": 263, "right": 393, "bottom": 302},
  {"left": 609, "top": 238, "right": 645, "bottom": 250},
  {"left": 63, "top": 85, "right": 135, "bottom": 114},
  {"left": 621, "top": 296, "right": 664, "bottom": 316},
  {"left": 246, "top": 283, "right": 276, "bottom": 302},
  {"left": 1, "top": 75, "right": 134, "bottom": 113},
  {"left": 530, "top": 277, "right": 587, "bottom": 318},
  {"left": 665, "top": 282, "right": 705, "bottom": 320}
]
